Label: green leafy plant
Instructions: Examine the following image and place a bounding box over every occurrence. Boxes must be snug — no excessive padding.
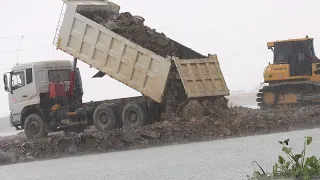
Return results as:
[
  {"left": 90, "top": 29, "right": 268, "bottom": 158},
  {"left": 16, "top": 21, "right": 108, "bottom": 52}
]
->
[{"left": 248, "top": 136, "right": 320, "bottom": 180}]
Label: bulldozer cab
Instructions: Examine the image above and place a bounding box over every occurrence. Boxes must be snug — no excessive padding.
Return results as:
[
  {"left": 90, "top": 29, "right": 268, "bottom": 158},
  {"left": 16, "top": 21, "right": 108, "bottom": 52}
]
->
[{"left": 267, "top": 37, "right": 318, "bottom": 77}]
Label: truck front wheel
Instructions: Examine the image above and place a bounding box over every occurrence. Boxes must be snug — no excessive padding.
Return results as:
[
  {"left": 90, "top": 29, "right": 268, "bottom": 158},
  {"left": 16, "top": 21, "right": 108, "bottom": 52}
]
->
[
  {"left": 122, "top": 103, "right": 148, "bottom": 128},
  {"left": 93, "top": 104, "right": 118, "bottom": 131},
  {"left": 24, "top": 114, "right": 48, "bottom": 139}
]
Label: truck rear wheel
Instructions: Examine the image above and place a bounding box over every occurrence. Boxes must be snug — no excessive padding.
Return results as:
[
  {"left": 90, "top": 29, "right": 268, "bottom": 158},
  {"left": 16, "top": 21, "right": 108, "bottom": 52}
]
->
[
  {"left": 122, "top": 103, "right": 147, "bottom": 128},
  {"left": 93, "top": 104, "right": 118, "bottom": 131},
  {"left": 24, "top": 114, "right": 48, "bottom": 139}
]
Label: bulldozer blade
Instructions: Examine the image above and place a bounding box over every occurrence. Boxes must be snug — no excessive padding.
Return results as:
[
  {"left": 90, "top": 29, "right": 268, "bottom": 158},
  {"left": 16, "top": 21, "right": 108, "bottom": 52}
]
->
[{"left": 92, "top": 71, "right": 105, "bottom": 78}]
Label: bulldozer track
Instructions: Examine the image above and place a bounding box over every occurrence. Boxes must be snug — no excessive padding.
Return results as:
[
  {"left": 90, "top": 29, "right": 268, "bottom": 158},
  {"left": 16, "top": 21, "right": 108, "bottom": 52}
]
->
[{"left": 256, "top": 81, "right": 320, "bottom": 109}]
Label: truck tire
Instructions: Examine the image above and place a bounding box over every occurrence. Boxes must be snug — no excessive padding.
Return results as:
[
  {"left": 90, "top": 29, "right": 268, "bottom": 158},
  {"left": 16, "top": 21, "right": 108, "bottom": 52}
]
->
[
  {"left": 93, "top": 104, "right": 118, "bottom": 131},
  {"left": 122, "top": 103, "right": 147, "bottom": 128},
  {"left": 24, "top": 114, "right": 48, "bottom": 139}
]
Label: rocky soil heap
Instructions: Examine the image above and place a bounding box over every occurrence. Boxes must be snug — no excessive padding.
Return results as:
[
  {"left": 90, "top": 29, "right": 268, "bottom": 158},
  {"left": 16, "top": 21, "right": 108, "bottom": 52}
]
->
[{"left": 1, "top": 104, "right": 320, "bottom": 166}]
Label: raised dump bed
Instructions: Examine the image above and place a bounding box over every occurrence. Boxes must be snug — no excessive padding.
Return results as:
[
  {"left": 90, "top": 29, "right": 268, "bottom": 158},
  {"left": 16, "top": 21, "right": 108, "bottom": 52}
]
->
[
  {"left": 55, "top": 0, "right": 229, "bottom": 101},
  {"left": 54, "top": 0, "right": 230, "bottom": 129}
]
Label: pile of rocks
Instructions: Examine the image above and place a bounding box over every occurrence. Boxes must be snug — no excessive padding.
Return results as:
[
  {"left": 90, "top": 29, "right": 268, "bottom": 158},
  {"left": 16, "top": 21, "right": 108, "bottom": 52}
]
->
[{"left": 1, "top": 102, "right": 320, "bottom": 166}]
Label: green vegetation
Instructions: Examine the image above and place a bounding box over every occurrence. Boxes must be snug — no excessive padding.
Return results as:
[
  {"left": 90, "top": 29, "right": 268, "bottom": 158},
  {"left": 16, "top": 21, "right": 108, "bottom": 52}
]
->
[{"left": 248, "top": 137, "right": 320, "bottom": 180}]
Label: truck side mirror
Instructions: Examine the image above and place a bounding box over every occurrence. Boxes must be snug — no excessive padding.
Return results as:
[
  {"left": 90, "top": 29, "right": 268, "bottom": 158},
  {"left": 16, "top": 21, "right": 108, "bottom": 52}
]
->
[
  {"left": 3, "top": 73, "right": 11, "bottom": 93},
  {"left": 3, "top": 74, "right": 9, "bottom": 92}
]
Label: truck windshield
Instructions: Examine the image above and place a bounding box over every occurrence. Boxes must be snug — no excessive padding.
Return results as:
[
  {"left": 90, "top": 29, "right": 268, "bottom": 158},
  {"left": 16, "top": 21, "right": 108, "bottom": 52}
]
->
[{"left": 48, "top": 69, "right": 70, "bottom": 82}]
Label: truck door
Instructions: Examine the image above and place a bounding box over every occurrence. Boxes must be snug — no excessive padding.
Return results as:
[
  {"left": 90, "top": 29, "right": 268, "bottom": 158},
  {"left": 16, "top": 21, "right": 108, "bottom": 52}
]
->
[
  {"left": 9, "top": 68, "right": 37, "bottom": 125},
  {"left": 9, "top": 70, "right": 27, "bottom": 124}
]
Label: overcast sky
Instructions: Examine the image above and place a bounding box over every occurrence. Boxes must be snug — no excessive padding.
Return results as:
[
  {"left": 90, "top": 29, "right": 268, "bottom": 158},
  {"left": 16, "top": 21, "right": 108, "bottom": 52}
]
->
[{"left": 0, "top": 0, "right": 319, "bottom": 117}]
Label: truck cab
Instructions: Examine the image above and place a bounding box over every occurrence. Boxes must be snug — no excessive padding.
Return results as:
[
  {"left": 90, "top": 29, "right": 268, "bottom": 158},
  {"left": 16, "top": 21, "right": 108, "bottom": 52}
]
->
[{"left": 3, "top": 60, "right": 84, "bottom": 138}]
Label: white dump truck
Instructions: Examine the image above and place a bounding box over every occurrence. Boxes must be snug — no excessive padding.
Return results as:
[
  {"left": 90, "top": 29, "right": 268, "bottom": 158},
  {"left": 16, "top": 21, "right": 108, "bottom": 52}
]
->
[{"left": 3, "top": 0, "right": 229, "bottom": 139}]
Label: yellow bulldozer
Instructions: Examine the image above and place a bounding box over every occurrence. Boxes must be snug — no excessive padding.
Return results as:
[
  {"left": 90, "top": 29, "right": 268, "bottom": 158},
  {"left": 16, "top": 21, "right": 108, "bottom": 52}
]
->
[{"left": 256, "top": 36, "right": 320, "bottom": 109}]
